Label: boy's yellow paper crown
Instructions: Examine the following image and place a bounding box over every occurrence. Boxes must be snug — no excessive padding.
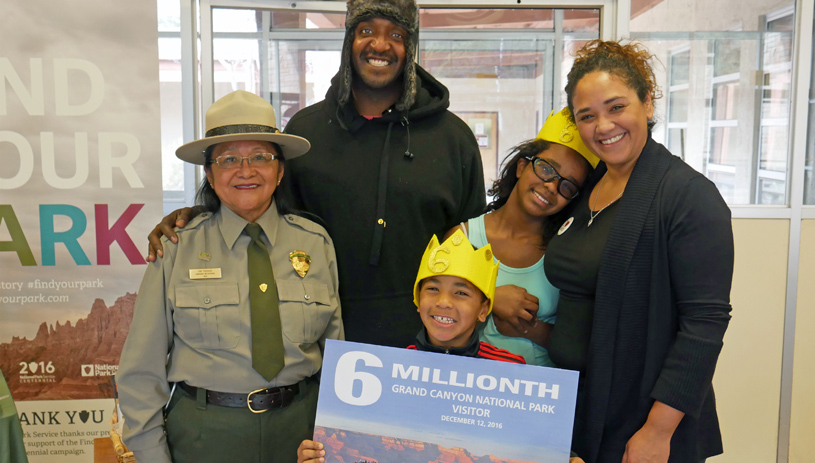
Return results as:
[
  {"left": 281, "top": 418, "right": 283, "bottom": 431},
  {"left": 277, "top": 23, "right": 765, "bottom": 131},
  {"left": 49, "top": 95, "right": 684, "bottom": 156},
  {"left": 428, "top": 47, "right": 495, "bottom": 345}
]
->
[
  {"left": 413, "top": 229, "right": 500, "bottom": 313},
  {"left": 536, "top": 107, "right": 599, "bottom": 168}
]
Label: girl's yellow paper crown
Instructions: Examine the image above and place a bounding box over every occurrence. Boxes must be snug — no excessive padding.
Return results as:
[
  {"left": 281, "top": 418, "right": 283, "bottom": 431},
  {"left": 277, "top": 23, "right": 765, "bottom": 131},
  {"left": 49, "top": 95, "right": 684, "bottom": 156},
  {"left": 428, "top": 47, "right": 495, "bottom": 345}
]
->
[{"left": 537, "top": 107, "right": 599, "bottom": 167}]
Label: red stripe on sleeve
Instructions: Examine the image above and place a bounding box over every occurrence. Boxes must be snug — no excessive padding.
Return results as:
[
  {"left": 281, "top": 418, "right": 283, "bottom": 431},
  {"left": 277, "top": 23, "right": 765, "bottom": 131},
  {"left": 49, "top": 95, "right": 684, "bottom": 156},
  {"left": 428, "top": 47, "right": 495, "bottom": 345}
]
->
[{"left": 478, "top": 343, "right": 526, "bottom": 364}]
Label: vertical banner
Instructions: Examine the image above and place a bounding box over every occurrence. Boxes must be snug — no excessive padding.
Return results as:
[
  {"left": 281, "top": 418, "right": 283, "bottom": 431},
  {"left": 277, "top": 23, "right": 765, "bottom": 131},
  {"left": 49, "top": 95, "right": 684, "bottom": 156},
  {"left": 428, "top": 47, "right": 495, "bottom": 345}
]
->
[{"left": 0, "top": 1, "right": 163, "bottom": 461}]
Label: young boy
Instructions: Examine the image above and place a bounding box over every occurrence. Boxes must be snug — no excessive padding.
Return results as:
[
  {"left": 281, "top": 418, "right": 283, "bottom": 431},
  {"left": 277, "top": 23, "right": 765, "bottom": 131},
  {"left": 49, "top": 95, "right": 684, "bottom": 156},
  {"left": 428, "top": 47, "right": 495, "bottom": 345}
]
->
[
  {"left": 298, "top": 230, "right": 524, "bottom": 463},
  {"left": 408, "top": 229, "right": 526, "bottom": 363}
]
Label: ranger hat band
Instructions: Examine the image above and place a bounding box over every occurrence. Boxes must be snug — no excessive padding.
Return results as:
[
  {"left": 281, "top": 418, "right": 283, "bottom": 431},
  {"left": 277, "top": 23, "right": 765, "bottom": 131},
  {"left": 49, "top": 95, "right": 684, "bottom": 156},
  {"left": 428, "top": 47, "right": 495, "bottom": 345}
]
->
[{"left": 176, "top": 90, "right": 311, "bottom": 165}]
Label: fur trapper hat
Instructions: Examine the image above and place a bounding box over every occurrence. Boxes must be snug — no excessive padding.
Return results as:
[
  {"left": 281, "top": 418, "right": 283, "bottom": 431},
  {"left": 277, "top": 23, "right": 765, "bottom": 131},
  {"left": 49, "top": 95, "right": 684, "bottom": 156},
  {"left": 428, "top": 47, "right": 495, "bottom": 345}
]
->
[{"left": 338, "top": 0, "right": 419, "bottom": 112}]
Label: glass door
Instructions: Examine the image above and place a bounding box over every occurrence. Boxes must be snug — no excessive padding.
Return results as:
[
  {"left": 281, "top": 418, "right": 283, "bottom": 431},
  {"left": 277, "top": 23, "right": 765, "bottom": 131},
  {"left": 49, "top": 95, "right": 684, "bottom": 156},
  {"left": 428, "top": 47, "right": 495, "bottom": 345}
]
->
[{"left": 204, "top": 4, "right": 600, "bottom": 186}]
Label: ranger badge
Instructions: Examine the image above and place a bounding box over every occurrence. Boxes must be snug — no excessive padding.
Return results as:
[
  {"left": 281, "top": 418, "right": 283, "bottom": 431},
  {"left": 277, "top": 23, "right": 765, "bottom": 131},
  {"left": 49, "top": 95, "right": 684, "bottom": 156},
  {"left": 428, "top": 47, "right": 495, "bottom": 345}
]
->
[{"left": 289, "top": 251, "right": 311, "bottom": 278}]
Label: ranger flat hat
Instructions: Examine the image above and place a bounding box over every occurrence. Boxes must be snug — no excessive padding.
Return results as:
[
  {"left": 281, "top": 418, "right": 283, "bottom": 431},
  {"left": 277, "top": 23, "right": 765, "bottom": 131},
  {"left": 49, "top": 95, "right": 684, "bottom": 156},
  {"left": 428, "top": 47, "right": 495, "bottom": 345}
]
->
[{"left": 176, "top": 90, "right": 310, "bottom": 165}]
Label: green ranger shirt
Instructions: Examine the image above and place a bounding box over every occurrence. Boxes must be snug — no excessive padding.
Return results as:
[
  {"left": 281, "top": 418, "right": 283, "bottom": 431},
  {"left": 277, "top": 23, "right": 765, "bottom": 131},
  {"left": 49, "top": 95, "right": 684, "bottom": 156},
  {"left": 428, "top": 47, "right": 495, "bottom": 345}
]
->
[{"left": 117, "top": 203, "right": 343, "bottom": 463}]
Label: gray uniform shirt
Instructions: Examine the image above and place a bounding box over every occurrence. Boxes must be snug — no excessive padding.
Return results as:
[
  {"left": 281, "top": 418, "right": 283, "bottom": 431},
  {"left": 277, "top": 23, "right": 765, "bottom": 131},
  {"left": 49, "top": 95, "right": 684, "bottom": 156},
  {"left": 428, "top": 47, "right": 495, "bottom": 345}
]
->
[{"left": 117, "top": 204, "right": 343, "bottom": 463}]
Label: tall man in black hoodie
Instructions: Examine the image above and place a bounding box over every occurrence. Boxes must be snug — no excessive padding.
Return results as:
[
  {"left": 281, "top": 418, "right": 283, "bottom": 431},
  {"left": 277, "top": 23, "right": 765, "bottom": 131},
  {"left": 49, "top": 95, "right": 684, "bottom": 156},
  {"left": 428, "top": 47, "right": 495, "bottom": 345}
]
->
[
  {"left": 148, "top": 0, "right": 486, "bottom": 348},
  {"left": 282, "top": 0, "right": 485, "bottom": 347}
]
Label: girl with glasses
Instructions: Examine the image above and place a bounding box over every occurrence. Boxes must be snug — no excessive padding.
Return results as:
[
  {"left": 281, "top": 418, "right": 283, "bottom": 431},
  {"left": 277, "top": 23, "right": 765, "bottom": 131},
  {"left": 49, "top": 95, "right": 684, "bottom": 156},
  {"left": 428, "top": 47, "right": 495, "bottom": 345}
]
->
[{"left": 445, "top": 108, "right": 598, "bottom": 367}]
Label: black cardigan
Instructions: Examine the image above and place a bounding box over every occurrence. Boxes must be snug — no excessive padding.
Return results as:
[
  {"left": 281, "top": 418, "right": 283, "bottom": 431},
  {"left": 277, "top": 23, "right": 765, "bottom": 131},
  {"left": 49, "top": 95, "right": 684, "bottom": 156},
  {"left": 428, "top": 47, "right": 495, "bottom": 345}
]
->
[{"left": 575, "top": 137, "right": 733, "bottom": 462}]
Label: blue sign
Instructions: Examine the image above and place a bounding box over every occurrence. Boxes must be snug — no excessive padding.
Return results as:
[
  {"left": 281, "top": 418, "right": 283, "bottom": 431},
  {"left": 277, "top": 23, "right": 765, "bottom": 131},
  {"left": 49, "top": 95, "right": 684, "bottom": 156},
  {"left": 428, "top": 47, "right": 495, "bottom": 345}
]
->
[{"left": 315, "top": 340, "right": 579, "bottom": 463}]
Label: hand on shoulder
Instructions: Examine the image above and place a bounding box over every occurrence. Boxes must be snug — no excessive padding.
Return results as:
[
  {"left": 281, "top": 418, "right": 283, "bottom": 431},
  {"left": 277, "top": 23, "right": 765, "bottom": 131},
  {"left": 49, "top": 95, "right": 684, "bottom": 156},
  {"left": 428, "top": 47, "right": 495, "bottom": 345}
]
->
[{"left": 146, "top": 206, "right": 204, "bottom": 262}]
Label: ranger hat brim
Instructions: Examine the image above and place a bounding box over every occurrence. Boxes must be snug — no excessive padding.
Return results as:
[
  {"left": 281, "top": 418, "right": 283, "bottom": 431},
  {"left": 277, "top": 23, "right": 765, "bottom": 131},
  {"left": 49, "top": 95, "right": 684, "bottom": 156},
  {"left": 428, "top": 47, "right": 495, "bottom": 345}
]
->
[{"left": 176, "top": 90, "right": 310, "bottom": 165}]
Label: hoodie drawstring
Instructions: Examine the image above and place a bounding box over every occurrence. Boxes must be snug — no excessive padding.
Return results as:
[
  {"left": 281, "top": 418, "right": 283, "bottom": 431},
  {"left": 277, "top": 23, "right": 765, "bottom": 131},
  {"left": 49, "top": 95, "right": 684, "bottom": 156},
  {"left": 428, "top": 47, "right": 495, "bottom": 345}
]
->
[
  {"left": 402, "top": 117, "right": 413, "bottom": 159},
  {"left": 369, "top": 120, "right": 395, "bottom": 265},
  {"left": 368, "top": 116, "right": 412, "bottom": 265}
]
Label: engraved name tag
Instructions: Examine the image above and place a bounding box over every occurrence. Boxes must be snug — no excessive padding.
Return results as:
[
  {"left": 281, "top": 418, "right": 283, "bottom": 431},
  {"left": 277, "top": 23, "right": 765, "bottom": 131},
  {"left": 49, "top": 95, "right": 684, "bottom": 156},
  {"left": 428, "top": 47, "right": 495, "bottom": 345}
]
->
[{"left": 189, "top": 268, "right": 222, "bottom": 279}]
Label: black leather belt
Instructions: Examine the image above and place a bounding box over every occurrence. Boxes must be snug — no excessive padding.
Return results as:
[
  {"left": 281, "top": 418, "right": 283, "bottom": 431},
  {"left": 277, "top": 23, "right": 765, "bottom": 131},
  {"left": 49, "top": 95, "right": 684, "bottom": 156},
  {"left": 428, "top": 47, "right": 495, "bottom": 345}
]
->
[{"left": 178, "top": 381, "right": 299, "bottom": 413}]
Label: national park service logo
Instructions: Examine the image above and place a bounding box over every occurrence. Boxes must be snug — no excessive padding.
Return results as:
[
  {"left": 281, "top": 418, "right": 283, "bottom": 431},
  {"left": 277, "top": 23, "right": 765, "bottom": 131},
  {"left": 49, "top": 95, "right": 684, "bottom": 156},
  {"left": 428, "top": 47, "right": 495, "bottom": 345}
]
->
[{"left": 289, "top": 251, "right": 311, "bottom": 278}]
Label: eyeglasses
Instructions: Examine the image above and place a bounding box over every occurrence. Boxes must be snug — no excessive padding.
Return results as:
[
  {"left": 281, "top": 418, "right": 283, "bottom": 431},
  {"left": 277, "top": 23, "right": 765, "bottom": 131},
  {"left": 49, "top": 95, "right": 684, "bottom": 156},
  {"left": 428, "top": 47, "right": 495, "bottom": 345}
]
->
[
  {"left": 212, "top": 152, "right": 278, "bottom": 169},
  {"left": 524, "top": 156, "right": 581, "bottom": 200}
]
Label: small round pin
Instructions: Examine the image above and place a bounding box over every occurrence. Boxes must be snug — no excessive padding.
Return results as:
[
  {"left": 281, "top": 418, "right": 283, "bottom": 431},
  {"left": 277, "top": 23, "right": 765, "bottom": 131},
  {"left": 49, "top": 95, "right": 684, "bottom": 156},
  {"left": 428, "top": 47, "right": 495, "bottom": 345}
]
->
[{"left": 558, "top": 217, "right": 574, "bottom": 235}]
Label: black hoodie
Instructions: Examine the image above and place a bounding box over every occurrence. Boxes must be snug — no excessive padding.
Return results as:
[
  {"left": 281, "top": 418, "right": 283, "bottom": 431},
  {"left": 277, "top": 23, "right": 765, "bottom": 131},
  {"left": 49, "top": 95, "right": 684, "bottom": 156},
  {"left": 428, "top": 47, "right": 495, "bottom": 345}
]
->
[{"left": 282, "top": 65, "right": 486, "bottom": 348}]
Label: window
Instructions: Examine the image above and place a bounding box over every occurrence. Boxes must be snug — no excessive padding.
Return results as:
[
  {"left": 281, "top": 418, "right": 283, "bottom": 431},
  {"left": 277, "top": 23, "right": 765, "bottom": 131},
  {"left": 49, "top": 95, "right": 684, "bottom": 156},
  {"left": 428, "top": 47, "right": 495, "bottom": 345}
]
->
[
  {"left": 666, "top": 48, "right": 689, "bottom": 160},
  {"left": 757, "top": 10, "right": 794, "bottom": 205},
  {"left": 806, "top": 11, "right": 815, "bottom": 205},
  {"left": 204, "top": 6, "right": 599, "bottom": 190},
  {"left": 630, "top": 1, "right": 795, "bottom": 205},
  {"left": 707, "top": 39, "right": 740, "bottom": 202},
  {"left": 157, "top": 0, "right": 189, "bottom": 213},
  {"left": 210, "top": 8, "right": 344, "bottom": 123}
]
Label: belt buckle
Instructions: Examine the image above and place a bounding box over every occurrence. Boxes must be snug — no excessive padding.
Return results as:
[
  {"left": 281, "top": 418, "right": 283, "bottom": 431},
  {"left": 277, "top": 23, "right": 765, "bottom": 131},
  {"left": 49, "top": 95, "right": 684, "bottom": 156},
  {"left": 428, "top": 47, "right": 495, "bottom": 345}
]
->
[{"left": 247, "top": 388, "right": 270, "bottom": 414}]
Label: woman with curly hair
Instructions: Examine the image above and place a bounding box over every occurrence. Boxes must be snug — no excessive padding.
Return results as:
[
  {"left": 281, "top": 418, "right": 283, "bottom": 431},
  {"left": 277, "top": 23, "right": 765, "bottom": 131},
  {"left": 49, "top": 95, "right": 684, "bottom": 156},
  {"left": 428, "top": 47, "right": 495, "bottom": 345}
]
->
[
  {"left": 545, "top": 40, "right": 734, "bottom": 462},
  {"left": 446, "top": 108, "right": 597, "bottom": 366}
]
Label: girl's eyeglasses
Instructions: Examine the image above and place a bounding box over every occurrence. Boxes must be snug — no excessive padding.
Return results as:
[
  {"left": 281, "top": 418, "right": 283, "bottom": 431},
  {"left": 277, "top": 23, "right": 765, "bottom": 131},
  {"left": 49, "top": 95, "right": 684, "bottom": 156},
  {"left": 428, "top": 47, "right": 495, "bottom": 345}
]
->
[{"left": 523, "top": 156, "right": 581, "bottom": 200}]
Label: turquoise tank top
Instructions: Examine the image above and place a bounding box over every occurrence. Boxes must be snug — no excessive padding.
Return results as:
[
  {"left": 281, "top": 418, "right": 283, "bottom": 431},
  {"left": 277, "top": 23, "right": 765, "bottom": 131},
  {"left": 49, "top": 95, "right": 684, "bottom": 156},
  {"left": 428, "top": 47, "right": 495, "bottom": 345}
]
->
[{"left": 467, "top": 213, "right": 559, "bottom": 366}]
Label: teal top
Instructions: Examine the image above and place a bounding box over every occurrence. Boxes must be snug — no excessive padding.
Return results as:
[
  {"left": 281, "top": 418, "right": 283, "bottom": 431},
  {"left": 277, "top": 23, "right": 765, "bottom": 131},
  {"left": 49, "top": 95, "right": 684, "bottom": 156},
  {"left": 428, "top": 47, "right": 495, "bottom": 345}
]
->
[{"left": 467, "top": 213, "right": 559, "bottom": 366}]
